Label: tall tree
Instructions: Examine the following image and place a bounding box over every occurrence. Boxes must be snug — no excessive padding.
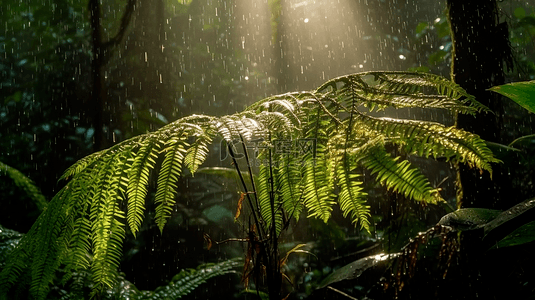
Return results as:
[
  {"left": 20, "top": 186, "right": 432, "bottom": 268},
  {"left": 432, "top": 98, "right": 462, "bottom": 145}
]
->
[
  {"left": 447, "top": 0, "right": 513, "bottom": 209},
  {"left": 88, "top": 0, "right": 136, "bottom": 151}
]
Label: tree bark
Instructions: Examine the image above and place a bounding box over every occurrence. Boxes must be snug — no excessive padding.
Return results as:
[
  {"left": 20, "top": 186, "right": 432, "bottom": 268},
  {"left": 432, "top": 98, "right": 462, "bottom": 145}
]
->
[
  {"left": 89, "top": 0, "right": 136, "bottom": 151},
  {"left": 447, "top": 0, "right": 512, "bottom": 209},
  {"left": 447, "top": 2, "right": 513, "bottom": 297},
  {"left": 89, "top": 0, "right": 105, "bottom": 151}
]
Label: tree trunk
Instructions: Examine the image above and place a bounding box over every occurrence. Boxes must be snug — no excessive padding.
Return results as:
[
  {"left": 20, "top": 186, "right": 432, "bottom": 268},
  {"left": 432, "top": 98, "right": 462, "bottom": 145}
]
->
[
  {"left": 446, "top": 2, "right": 513, "bottom": 298},
  {"left": 447, "top": 0, "right": 512, "bottom": 209},
  {"left": 89, "top": 0, "right": 105, "bottom": 151}
]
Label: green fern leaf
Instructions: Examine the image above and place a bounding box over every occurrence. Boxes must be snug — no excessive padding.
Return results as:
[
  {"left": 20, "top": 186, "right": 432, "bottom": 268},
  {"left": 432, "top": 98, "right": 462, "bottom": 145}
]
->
[
  {"left": 359, "top": 114, "right": 499, "bottom": 172},
  {"left": 61, "top": 167, "right": 103, "bottom": 274},
  {"left": 257, "top": 165, "right": 283, "bottom": 236},
  {"left": 0, "top": 161, "right": 48, "bottom": 212},
  {"left": 141, "top": 258, "right": 241, "bottom": 299},
  {"left": 89, "top": 153, "right": 128, "bottom": 294},
  {"left": 59, "top": 149, "right": 107, "bottom": 181},
  {"left": 126, "top": 138, "right": 161, "bottom": 236},
  {"left": 370, "top": 71, "right": 490, "bottom": 113},
  {"left": 318, "top": 72, "right": 482, "bottom": 115},
  {"left": 358, "top": 145, "right": 441, "bottom": 203},
  {"left": 154, "top": 137, "right": 188, "bottom": 232},
  {"left": 0, "top": 70, "right": 502, "bottom": 299},
  {"left": 336, "top": 156, "right": 370, "bottom": 231},
  {"left": 29, "top": 187, "right": 74, "bottom": 299},
  {"left": 184, "top": 132, "right": 213, "bottom": 175},
  {"left": 216, "top": 116, "right": 246, "bottom": 142},
  {"left": 276, "top": 155, "right": 303, "bottom": 221},
  {"left": 261, "top": 99, "right": 301, "bottom": 126},
  {"left": 301, "top": 153, "right": 335, "bottom": 222},
  {"left": 0, "top": 228, "right": 35, "bottom": 296}
]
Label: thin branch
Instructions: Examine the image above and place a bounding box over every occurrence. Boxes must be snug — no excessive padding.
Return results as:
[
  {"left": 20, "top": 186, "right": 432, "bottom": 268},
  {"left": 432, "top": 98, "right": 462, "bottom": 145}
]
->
[
  {"left": 102, "top": 0, "right": 137, "bottom": 51},
  {"left": 227, "top": 143, "right": 264, "bottom": 241},
  {"left": 239, "top": 135, "right": 261, "bottom": 223},
  {"left": 327, "top": 286, "right": 359, "bottom": 300}
]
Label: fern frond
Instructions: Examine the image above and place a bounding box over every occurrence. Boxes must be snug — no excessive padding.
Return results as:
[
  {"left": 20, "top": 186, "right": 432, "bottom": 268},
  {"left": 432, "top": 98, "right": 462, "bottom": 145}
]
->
[
  {"left": 90, "top": 152, "right": 128, "bottom": 293},
  {"left": 245, "top": 91, "right": 312, "bottom": 112},
  {"left": 216, "top": 116, "right": 245, "bottom": 142},
  {"left": 29, "top": 187, "right": 74, "bottom": 299},
  {"left": 369, "top": 71, "right": 490, "bottom": 113},
  {"left": 58, "top": 135, "right": 144, "bottom": 182},
  {"left": 301, "top": 153, "right": 335, "bottom": 222},
  {"left": 276, "top": 155, "right": 303, "bottom": 221},
  {"left": 61, "top": 167, "right": 103, "bottom": 275},
  {"left": 126, "top": 138, "right": 161, "bottom": 236},
  {"left": 0, "top": 228, "right": 35, "bottom": 295},
  {"left": 359, "top": 114, "right": 499, "bottom": 172},
  {"left": 59, "top": 149, "right": 107, "bottom": 181},
  {"left": 184, "top": 129, "right": 214, "bottom": 175},
  {"left": 257, "top": 165, "right": 283, "bottom": 236},
  {"left": 246, "top": 98, "right": 302, "bottom": 127},
  {"left": 246, "top": 111, "right": 296, "bottom": 137},
  {"left": 358, "top": 145, "right": 441, "bottom": 203},
  {"left": 296, "top": 100, "right": 338, "bottom": 223},
  {"left": 318, "top": 72, "right": 482, "bottom": 115},
  {"left": 0, "top": 161, "right": 47, "bottom": 211},
  {"left": 154, "top": 137, "right": 188, "bottom": 232},
  {"left": 65, "top": 217, "right": 92, "bottom": 271},
  {"left": 336, "top": 156, "right": 370, "bottom": 231},
  {"left": 141, "top": 258, "right": 241, "bottom": 299}
]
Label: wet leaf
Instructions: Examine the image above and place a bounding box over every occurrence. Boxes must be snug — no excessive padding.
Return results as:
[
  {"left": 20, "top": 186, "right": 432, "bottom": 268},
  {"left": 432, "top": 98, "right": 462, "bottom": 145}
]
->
[
  {"left": 415, "top": 22, "right": 428, "bottom": 36},
  {"left": 438, "top": 208, "right": 502, "bottom": 231},
  {"left": 483, "top": 198, "right": 535, "bottom": 237},
  {"left": 514, "top": 7, "right": 526, "bottom": 19},
  {"left": 489, "top": 80, "right": 535, "bottom": 113},
  {"left": 319, "top": 253, "right": 399, "bottom": 288},
  {"left": 492, "top": 220, "right": 535, "bottom": 249}
]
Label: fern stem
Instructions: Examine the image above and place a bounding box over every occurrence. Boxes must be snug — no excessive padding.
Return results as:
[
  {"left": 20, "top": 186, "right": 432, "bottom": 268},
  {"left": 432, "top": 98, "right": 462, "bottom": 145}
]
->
[
  {"left": 268, "top": 131, "right": 278, "bottom": 258},
  {"left": 239, "top": 135, "right": 261, "bottom": 224},
  {"left": 311, "top": 94, "right": 343, "bottom": 125},
  {"left": 226, "top": 143, "right": 265, "bottom": 241}
]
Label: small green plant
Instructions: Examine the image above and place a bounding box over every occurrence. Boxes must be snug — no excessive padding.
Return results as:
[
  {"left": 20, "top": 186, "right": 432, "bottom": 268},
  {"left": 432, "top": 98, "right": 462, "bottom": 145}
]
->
[{"left": 0, "top": 71, "right": 498, "bottom": 299}]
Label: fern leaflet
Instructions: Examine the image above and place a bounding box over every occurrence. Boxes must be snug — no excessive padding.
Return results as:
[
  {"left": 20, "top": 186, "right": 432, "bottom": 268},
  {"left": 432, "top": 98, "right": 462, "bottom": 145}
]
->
[
  {"left": 126, "top": 138, "right": 161, "bottom": 236},
  {"left": 154, "top": 137, "right": 188, "bottom": 232}
]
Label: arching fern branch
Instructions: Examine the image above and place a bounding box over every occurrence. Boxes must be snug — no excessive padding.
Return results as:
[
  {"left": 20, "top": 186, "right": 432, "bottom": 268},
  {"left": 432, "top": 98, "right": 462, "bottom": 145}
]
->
[
  {"left": 154, "top": 136, "right": 188, "bottom": 232},
  {"left": 317, "top": 71, "right": 489, "bottom": 115},
  {"left": 357, "top": 114, "right": 499, "bottom": 173},
  {"left": 0, "top": 161, "right": 48, "bottom": 212},
  {"left": 357, "top": 143, "right": 442, "bottom": 203},
  {"left": 0, "top": 71, "right": 500, "bottom": 299}
]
